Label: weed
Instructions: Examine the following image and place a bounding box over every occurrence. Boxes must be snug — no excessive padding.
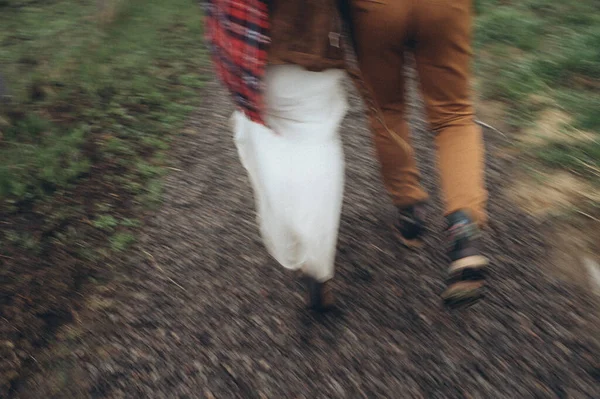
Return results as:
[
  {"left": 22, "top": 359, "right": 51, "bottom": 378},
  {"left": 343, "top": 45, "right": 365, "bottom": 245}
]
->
[
  {"left": 120, "top": 218, "right": 141, "bottom": 228},
  {"left": 92, "top": 215, "right": 119, "bottom": 231},
  {"left": 110, "top": 232, "right": 136, "bottom": 252}
]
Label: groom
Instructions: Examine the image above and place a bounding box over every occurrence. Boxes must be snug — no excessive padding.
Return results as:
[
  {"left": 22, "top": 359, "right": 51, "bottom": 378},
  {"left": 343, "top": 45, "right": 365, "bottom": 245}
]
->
[{"left": 342, "top": 0, "right": 489, "bottom": 308}]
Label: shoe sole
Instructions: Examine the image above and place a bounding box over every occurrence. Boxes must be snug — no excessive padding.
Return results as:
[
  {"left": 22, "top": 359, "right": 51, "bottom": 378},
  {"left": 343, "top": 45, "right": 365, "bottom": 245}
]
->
[
  {"left": 442, "top": 281, "right": 485, "bottom": 309},
  {"left": 448, "top": 255, "right": 488, "bottom": 273}
]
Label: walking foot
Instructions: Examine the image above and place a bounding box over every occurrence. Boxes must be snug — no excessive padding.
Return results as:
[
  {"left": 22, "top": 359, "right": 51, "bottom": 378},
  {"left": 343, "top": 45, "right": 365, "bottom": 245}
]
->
[{"left": 442, "top": 210, "right": 488, "bottom": 308}]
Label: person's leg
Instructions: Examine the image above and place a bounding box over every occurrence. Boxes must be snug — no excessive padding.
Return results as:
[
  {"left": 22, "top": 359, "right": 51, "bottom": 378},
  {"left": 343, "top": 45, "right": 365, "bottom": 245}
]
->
[
  {"left": 413, "top": 0, "right": 487, "bottom": 226},
  {"left": 349, "top": 0, "right": 428, "bottom": 210},
  {"left": 262, "top": 65, "right": 348, "bottom": 311},
  {"left": 413, "top": 0, "right": 488, "bottom": 307}
]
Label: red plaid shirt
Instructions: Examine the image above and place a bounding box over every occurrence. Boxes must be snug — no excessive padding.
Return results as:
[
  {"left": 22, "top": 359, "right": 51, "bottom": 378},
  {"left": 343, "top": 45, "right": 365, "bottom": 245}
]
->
[{"left": 205, "top": 0, "right": 271, "bottom": 125}]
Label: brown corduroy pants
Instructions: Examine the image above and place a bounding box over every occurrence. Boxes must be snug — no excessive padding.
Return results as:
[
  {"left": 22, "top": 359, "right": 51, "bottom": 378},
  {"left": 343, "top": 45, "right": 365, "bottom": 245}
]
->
[{"left": 349, "top": 0, "right": 488, "bottom": 225}]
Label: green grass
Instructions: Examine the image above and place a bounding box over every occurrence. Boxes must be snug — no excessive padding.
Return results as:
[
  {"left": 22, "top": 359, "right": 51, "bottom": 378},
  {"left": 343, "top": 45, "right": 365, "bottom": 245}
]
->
[
  {"left": 110, "top": 232, "right": 136, "bottom": 252},
  {"left": 537, "top": 140, "right": 600, "bottom": 180},
  {"left": 0, "top": 0, "right": 206, "bottom": 254},
  {"left": 474, "top": 0, "right": 600, "bottom": 180},
  {"left": 92, "top": 215, "right": 119, "bottom": 231}
]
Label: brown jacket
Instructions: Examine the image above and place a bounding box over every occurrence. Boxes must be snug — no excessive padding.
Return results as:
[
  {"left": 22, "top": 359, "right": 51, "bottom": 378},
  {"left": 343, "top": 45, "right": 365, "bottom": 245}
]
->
[{"left": 268, "top": 0, "right": 346, "bottom": 71}]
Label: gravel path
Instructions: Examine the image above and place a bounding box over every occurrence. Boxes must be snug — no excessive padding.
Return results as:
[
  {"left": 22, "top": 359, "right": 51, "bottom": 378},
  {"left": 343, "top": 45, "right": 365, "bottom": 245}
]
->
[{"left": 15, "top": 76, "right": 600, "bottom": 398}]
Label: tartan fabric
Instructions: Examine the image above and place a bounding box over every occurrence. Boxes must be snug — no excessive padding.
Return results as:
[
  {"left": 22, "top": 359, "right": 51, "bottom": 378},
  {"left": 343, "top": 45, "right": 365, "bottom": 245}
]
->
[{"left": 205, "top": 0, "right": 271, "bottom": 125}]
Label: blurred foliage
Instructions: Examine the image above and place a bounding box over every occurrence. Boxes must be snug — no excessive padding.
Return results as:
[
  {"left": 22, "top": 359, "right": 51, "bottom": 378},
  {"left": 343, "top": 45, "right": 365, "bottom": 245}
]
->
[
  {"left": 474, "top": 0, "right": 600, "bottom": 182},
  {"left": 0, "top": 0, "right": 206, "bottom": 254}
]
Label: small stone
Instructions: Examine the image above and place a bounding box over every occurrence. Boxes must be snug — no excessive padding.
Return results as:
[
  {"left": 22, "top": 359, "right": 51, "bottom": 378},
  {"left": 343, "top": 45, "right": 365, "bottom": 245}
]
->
[
  {"left": 2, "top": 341, "right": 14, "bottom": 349},
  {"left": 553, "top": 341, "right": 571, "bottom": 355},
  {"left": 329, "top": 378, "right": 345, "bottom": 396},
  {"left": 258, "top": 359, "right": 271, "bottom": 371}
]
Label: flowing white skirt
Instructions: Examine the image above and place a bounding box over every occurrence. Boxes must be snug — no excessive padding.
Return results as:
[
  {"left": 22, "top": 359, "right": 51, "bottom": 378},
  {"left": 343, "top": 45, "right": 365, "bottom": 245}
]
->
[{"left": 232, "top": 65, "right": 347, "bottom": 282}]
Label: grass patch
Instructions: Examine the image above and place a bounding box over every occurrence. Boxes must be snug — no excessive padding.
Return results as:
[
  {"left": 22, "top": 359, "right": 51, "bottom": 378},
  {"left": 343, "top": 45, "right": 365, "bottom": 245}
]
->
[
  {"left": 110, "top": 232, "right": 136, "bottom": 252},
  {"left": 474, "top": 0, "right": 600, "bottom": 186},
  {"left": 0, "top": 1, "right": 206, "bottom": 394},
  {"left": 537, "top": 140, "right": 600, "bottom": 179},
  {"left": 1, "top": 0, "right": 206, "bottom": 244},
  {"left": 92, "top": 215, "right": 119, "bottom": 231}
]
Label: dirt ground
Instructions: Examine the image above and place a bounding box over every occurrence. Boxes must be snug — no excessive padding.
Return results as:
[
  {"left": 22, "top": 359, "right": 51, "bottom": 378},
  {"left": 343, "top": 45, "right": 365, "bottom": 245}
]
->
[{"left": 10, "top": 75, "right": 600, "bottom": 398}]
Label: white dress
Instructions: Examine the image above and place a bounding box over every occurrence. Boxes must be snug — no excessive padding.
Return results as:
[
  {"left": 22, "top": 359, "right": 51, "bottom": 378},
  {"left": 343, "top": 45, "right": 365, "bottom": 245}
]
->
[{"left": 232, "top": 65, "right": 347, "bottom": 282}]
